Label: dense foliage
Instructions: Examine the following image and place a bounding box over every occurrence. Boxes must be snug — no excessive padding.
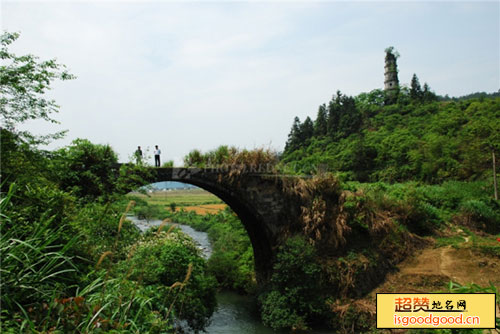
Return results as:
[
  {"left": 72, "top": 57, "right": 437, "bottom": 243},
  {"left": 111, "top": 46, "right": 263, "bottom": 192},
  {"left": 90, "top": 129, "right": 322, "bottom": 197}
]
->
[
  {"left": 152, "top": 207, "right": 257, "bottom": 294},
  {"left": 277, "top": 80, "right": 499, "bottom": 334},
  {"left": 344, "top": 180, "right": 500, "bottom": 235},
  {"left": 282, "top": 88, "right": 499, "bottom": 183},
  {"left": 51, "top": 139, "right": 119, "bottom": 201},
  {"left": 118, "top": 229, "right": 217, "bottom": 331},
  {"left": 259, "top": 236, "right": 326, "bottom": 331},
  {"left": 0, "top": 132, "right": 218, "bottom": 333},
  {"left": 0, "top": 33, "right": 216, "bottom": 333}
]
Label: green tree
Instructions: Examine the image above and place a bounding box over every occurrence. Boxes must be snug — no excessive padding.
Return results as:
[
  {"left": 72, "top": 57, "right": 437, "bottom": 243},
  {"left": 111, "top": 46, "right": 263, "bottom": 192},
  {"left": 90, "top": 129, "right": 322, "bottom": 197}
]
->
[
  {"left": 313, "top": 104, "right": 328, "bottom": 137},
  {"left": 410, "top": 73, "right": 422, "bottom": 101},
  {"left": 0, "top": 31, "right": 77, "bottom": 219},
  {"left": 356, "top": 89, "right": 385, "bottom": 108},
  {"left": 422, "top": 82, "right": 437, "bottom": 102},
  {"left": 284, "top": 116, "right": 303, "bottom": 153},
  {"left": 300, "top": 116, "right": 314, "bottom": 142},
  {"left": 327, "top": 91, "right": 361, "bottom": 140},
  {"left": 0, "top": 32, "right": 74, "bottom": 142},
  {"left": 337, "top": 95, "right": 361, "bottom": 138},
  {"left": 53, "top": 139, "right": 119, "bottom": 201},
  {"left": 459, "top": 100, "right": 500, "bottom": 180},
  {"left": 327, "top": 91, "right": 342, "bottom": 136}
]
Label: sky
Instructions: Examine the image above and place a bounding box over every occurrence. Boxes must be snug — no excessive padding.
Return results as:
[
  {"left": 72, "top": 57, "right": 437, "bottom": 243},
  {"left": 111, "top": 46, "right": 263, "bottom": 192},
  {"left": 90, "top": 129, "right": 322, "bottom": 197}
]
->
[{"left": 2, "top": 1, "right": 499, "bottom": 164}]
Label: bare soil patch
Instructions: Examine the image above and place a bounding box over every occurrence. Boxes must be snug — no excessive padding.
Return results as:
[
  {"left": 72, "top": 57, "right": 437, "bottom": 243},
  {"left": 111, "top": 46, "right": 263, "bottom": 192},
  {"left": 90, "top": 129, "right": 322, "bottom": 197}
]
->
[{"left": 368, "top": 245, "right": 500, "bottom": 296}]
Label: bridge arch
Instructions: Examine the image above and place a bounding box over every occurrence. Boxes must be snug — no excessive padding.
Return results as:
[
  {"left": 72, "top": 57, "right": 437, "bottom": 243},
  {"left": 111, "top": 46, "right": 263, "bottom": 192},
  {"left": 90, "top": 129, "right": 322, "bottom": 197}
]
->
[{"left": 140, "top": 167, "right": 297, "bottom": 283}]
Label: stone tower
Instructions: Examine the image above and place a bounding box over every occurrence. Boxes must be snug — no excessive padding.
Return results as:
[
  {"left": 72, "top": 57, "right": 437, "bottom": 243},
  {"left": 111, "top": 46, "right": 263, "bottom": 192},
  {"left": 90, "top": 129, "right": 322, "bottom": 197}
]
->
[{"left": 384, "top": 47, "right": 399, "bottom": 96}]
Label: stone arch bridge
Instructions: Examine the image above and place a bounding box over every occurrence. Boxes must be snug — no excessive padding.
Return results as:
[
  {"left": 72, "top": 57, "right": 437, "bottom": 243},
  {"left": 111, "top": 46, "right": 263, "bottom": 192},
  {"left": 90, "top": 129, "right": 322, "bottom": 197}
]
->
[{"left": 121, "top": 166, "right": 304, "bottom": 283}]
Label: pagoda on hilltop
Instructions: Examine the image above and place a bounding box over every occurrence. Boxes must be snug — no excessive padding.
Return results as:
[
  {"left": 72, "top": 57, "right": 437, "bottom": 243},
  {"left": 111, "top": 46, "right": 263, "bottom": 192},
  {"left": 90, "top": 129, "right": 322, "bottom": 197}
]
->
[{"left": 384, "top": 46, "right": 400, "bottom": 103}]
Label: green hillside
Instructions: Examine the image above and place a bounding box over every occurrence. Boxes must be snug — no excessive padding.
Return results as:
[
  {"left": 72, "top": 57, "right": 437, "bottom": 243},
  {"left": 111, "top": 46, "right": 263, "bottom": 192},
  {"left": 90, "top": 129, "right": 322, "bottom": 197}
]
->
[{"left": 281, "top": 88, "right": 500, "bottom": 183}]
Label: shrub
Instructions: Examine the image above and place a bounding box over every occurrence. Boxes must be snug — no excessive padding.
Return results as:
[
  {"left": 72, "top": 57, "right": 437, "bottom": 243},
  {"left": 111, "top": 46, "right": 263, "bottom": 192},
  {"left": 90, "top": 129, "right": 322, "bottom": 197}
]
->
[
  {"left": 458, "top": 199, "right": 500, "bottom": 233},
  {"left": 162, "top": 160, "right": 174, "bottom": 168},
  {"left": 133, "top": 202, "right": 164, "bottom": 221},
  {"left": 53, "top": 139, "right": 119, "bottom": 201},
  {"left": 259, "top": 236, "right": 327, "bottom": 331},
  {"left": 0, "top": 270, "right": 174, "bottom": 333},
  {"left": 361, "top": 182, "right": 444, "bottom": 234},
  {"left": 72, "top": 201, "right": 141, "bottom": 262},
  {"left": 165, "top": 209, "right": 257, "bottom": 293},
  {"left": 260, "top": 290, "right": 306, "bottom": 330},
  {"left": 119, "top": 229, "right": 217, "bottom": 331}
]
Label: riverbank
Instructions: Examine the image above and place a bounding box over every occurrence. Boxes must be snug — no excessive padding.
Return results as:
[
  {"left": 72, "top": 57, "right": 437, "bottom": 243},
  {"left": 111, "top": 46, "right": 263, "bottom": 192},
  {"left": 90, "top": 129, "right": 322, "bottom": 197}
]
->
[
  {"left": 128, "top": 182, "right": 500, "bottom": 333},
  {"left": 129, "top": 215, "right": 335, "bottom": 334}
]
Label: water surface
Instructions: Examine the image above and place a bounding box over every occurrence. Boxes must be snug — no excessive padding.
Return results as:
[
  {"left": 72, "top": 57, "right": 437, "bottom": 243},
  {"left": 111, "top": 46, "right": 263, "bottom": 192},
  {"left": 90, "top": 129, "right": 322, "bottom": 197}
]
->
[{"left": 128, "top": 216, "right": 335, "bottom": 334}]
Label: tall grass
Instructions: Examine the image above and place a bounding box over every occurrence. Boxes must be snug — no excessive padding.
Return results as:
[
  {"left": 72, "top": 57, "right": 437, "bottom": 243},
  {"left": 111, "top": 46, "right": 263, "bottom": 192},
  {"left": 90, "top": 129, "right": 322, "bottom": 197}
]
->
[
  {"left": 1, "top": 187, "right": 77, "bottom": 304},
  {"left": 183, "top": 145, "right": 280, "bottom": 175},
  {"left": 1, "top": 183, "right": 78, "bottom": 330},
  {"left": 0, "top": 190, "right": 179, "bottom": 333}
]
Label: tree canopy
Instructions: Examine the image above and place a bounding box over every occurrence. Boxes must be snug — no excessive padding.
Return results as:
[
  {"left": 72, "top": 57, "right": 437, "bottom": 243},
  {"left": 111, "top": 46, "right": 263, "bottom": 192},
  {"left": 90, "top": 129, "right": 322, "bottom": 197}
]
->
[
  {"left": 281, "top": 88, "right": 499, "bottom": 183},
  {"left": 0, "top": 32, "right": 74, "bottom": 142}
]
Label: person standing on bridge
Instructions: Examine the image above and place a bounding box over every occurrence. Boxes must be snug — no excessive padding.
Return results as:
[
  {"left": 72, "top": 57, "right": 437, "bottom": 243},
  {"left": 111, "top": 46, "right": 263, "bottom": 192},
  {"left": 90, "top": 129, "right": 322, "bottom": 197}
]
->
[
  {"left": 154, "top": 145, "right": 161, "bottom": 167},
  {"left": 135, "top": 146, "right": 143, "bottom": 164}
]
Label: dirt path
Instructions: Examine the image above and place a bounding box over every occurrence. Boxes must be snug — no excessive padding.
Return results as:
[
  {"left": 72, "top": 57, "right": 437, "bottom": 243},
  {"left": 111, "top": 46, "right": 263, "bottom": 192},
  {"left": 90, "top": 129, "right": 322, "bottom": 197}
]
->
[
  {"left": 399, "top": 247, "right": 456, "bottom": 278},
  {"left": 373, "top": 245, "right": 500, "bottom": 295},
  {"left": 363, "top": 244, "right": 500, "bottom": 328},
  {"left": 438, "top": 246, "right": 458, "bottom": 279}
]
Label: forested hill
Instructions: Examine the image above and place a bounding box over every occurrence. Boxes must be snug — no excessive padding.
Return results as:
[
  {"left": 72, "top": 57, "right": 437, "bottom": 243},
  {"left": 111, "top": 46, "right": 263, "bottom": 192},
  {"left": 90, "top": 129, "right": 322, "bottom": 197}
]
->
[{"left": 281, "top": 88, "right": 500, "bottom": 183}]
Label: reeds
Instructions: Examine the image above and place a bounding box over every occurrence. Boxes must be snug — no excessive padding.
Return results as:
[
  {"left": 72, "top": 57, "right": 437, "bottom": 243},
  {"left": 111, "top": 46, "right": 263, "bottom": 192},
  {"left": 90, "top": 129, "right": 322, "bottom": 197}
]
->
[
  {"left": 184, "top": 146, "right": 280, "bottom": 177},
  {"left": 95, "top": 251, "right": 113, "bottom": 269},
  {"left": 156, "top": 218, "right": 176, "bottom": 235},
  {"left": 114, "top": 200, "right": 136, "bottom": 250},
  {"left": 117, "top": 200, "right": 136, "bottom": 233},
  {"left": 282, "top": 174, "right": 350, "bottom": 249},
  {"left": 164, "top": 263, "right": 193, "bottom": 321}
]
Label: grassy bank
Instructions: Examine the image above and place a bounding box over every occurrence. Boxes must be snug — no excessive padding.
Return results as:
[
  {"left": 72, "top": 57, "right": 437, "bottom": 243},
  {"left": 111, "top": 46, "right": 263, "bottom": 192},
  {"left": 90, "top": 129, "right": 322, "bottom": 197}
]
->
[
  {"left": 1, "top": 131, "right": 218, "bottom": 333},
  {"left": 128, "top": 193, "right": 256, "bottom": 294}
]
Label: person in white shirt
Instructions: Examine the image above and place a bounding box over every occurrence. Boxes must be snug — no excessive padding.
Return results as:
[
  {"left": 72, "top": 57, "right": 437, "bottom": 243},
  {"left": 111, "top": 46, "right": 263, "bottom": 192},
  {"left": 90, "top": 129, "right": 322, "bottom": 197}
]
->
[{"left": 154, "top": 145, "right": 161, "bottom": 167}]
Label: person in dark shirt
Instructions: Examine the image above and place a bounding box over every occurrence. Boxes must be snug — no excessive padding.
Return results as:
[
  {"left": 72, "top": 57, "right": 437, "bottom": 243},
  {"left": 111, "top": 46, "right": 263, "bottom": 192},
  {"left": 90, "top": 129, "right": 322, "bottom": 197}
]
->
[{"left": 135, "top": 146, "right": 143, "bottom": 164}]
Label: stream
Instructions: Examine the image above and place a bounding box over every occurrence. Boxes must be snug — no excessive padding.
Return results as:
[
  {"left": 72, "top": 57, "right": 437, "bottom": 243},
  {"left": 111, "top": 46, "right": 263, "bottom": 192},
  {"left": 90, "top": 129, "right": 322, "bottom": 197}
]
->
[{"left": 128, "top": 216, "right": 334, "bottom": 334}]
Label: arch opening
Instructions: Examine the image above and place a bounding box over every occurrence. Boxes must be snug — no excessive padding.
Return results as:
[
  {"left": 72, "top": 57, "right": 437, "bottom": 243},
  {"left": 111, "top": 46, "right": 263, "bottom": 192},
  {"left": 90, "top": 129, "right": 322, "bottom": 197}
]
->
[{"left": 130, "top": 177, "right": 274, "bottom": 284}]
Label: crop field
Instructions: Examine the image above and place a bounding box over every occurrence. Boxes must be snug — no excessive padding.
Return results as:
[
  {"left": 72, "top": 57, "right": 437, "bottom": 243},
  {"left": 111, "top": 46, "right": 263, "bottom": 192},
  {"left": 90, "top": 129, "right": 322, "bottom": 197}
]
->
[
  {"left": 180, "top": 204, "right": 228, "bottom": 215},
  {"left": 130, "top": 189, "right": 226, "bottom": 213}
]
